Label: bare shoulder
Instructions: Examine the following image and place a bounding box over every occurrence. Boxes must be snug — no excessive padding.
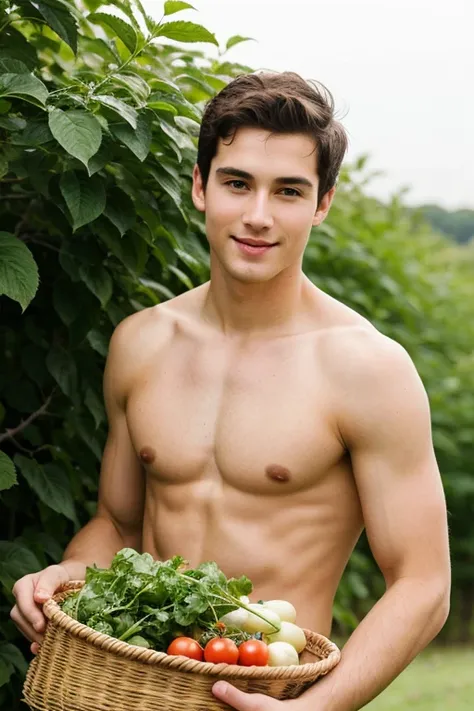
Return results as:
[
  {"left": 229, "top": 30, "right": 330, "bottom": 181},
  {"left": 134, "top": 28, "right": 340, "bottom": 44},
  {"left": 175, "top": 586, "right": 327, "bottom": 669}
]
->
[
  {"left": 320, "top": 320, "right": 430, "bottom": 446},
  {"left": 323, "top": 321, "right": 419, "bottom": 387},
  {"left": 109, "top": 285, "right": 206, "bottom": 355},
  {"left": 104, "top": 285, "right": 206, "bottom": 399},
  {"left": 310, "top": 287, "right": 430, "bottom": 436}
]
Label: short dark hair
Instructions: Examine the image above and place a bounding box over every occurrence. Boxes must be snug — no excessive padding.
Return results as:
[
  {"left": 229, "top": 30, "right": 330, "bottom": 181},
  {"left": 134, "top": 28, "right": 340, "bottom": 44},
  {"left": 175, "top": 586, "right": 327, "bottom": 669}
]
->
[{"left": 197, "top": 71, "right": 348, "bottom": 206}]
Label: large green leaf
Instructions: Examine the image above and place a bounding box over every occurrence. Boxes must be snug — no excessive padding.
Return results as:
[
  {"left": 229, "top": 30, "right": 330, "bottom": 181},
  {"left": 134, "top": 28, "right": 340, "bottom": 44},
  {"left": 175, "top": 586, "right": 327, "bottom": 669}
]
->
[
  {"left": 59, "top": 171, "right": 106, "bottom": 231},
  {"left": 111, "top": 114, "right": 151, "bottom": 161},
  {"left": 95, "top": 95, "right": 138, "bottom": 128},
  {"left": 11, "top": 118, "right": 53, "bottom": 146},
  {"left": 49, "top": 109, "right": 102, "bottom": 167},
  {"left": 0, "top": 452, "right": 17, "bottom": 492},
  {"left": 0, "top": 73, "right": 48, "bottom": 107},
  {"left": 87, "top": 329, "right": 109, "bottom": 357},
  {"left": 147, "top": 78, "right": 181, "bottom": 94},
  {"left": 27, "top": 0, "right": 78, "bottom": 52},
  {"left": 156, "top": 21, "right": 218, "bottom": 46},
  {"left": 79, "top": 264, "right": 113, "bottom": 307},
  {"left": 111, "top": 73, "right": 151, "bottom": 103},
  {"left": 46, "top": 345, "right": 78, "bottom": 398},
  {"left": 164, "top": 1, "right": 196, "bottom": 15},
  {"left": 92, "top": 218, "right": 141, "bottom": 272},
  {"left": 87, "top": 142, "right": 113, "bottom": 177},
  {"left": 87, "top": 13, "right": 137, "bottom": 53},
  {"left": 0, "top": 58, "right": 30, "bottom": 73},
  {"left": 104, "top": 188, "right": 136, "bottom": 237},
  {"left": 149, "top": 166, "right": 185, "bottom": 216},
  {"left": 14, "top": 455, "right": 76, "bottom": 522},
  {"left": 0, "top": 28, "right": 38, "bottom": 69},
  {"left": 0, "top": 232, "right": 39, "bottom": 311},
  {"left": 79, "top": 36, "right": 119, "bottom": 63},
  {"left": 147, "top": 99, "right": 178, "bottom": 115}
]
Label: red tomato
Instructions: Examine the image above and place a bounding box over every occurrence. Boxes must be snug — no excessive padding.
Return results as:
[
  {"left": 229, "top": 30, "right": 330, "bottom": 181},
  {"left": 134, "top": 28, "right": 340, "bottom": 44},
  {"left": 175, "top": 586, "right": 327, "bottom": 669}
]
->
[
  {"left": 167, "top": 637, "right": 203, "bottom": 661},
  {"left": 238, "top": 640, "right": 269, "bottom": 667},
  {"left": 204, "top": 637, "right": 239, "bottom": 664}
]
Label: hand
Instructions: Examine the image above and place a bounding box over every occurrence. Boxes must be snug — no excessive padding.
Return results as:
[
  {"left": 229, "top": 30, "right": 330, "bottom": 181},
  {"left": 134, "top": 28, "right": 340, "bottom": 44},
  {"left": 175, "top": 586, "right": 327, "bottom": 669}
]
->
[
  {"left": 212, "top": 681, "right": 303, "bottom": 711},
  {"left": 10, "top": 564, "right": 71, "bottom": 655}
]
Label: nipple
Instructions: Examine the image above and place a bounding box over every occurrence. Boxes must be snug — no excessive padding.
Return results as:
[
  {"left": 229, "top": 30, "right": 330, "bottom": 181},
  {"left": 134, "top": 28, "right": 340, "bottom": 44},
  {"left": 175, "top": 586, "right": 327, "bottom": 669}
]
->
[
  {"left": 266, "top": 464, "right": 291, "bottom": 483},
  {"left": 139, "top": 446, "right": 156, "bottom": 464}
]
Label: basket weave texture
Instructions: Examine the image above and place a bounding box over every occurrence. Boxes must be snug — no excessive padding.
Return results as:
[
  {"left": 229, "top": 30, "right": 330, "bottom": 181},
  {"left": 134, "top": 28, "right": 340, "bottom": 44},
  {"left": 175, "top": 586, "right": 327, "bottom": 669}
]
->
[{"left": 23, "top": 582, "right": 341, "bottom": 711}]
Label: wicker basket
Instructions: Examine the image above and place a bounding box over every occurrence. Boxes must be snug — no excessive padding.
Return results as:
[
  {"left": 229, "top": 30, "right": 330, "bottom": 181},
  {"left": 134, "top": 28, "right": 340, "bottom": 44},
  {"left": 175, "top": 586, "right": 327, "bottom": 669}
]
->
[{"left": 23, "top": 582, "right": 341, "bottom": 711}]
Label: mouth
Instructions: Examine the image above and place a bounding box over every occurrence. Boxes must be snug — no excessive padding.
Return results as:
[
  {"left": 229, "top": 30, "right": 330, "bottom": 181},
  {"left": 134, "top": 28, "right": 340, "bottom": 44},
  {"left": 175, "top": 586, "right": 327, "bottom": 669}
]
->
[{"left": 231, "top": 236, "right": 278, "bottom": 255}]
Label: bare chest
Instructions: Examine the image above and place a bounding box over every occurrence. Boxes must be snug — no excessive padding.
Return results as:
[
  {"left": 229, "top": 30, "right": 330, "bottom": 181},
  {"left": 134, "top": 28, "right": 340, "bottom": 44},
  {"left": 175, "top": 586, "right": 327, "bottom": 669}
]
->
[{"left": 126, "top": 336, "right": 344, "bottom": 494}]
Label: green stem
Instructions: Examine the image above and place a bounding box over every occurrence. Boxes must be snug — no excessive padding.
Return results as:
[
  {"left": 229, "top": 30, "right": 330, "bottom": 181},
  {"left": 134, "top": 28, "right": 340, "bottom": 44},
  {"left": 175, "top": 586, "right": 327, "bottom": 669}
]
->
[
  {"left": 118, "top": 612, "right": 152, "bottom": 642},
  {"left": 74, "top": 584, "right": 87, "bottom": 620},
  {"left": 104, "top": 582, "right": 153, "bottom": 615},
  {"left": 86, "top": 12, "right": 169, "bottom": 102}
]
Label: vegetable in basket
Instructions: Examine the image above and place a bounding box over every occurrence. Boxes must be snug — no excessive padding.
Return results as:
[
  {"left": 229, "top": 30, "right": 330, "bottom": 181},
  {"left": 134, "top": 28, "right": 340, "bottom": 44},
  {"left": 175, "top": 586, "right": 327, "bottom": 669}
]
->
[{"left": 60, "top": 548, "right": 307, "bottom": 667}]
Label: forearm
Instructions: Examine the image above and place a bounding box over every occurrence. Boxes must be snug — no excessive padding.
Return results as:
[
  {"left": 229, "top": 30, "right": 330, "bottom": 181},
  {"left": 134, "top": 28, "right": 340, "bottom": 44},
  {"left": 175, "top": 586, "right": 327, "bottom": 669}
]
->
[
  {"left": 60, "top": 515, "right": 139, "bottom": 579},
  {"left": 300, "top": 578, "right": 450, "bottom": 711}
]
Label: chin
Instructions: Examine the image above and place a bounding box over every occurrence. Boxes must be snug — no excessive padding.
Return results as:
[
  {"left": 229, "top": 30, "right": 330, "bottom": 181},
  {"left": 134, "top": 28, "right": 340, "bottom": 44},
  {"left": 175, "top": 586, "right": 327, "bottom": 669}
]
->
[{"left": 226, "top": 263, "right": 279, "bottom": 284}]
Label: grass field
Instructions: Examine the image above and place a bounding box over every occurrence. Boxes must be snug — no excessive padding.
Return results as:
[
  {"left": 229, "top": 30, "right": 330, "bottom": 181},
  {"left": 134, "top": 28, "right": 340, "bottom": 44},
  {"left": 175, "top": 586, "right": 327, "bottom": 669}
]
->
[{"left": 365, "top": 646, "right": 474, "bottom": 711}]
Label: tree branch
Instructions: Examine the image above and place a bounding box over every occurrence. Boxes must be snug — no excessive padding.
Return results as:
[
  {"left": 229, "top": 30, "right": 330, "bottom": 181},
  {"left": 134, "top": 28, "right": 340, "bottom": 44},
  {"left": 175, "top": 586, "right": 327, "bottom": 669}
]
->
[{"left": 0, "top": 393, "right": 54, "bottom": 444}]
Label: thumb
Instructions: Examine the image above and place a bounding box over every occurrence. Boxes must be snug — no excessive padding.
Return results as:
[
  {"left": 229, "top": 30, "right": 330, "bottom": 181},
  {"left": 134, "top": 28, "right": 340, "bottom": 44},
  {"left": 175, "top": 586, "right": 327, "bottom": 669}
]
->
[
  {"left": 33, "top": 565, "right": 70, "bottom": 603},
  {"left": 212, "top": 681, "right": 268, "bottom": 711}
]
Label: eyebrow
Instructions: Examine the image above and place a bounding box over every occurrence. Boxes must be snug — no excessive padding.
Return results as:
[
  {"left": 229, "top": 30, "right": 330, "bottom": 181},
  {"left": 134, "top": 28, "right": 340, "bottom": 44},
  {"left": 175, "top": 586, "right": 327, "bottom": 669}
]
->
[{"left": 215, "top": 167, "right": 314, "bottom": 189}]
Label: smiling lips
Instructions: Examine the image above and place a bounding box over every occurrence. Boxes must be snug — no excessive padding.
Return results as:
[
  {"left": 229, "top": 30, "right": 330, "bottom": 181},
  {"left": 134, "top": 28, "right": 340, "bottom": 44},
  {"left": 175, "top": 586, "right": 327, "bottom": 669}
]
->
[{"left": 231, "top": 236, "right": 277, "bottom": 255}]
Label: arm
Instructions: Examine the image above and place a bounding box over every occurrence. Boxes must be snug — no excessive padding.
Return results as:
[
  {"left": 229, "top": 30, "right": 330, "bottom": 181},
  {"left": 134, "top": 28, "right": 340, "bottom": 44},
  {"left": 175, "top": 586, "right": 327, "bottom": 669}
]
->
[
  {"left": 298, "top": 333, "right": 451, "bottom": 711},
  {"left": 61, "top": 315, "right": 146, "bottom": 578}
]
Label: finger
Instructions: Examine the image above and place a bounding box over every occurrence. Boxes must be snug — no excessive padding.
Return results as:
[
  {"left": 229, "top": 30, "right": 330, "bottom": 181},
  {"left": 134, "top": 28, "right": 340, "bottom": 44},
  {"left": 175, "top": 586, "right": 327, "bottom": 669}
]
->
[
  {"left": 10, "top": 606, "right": 44, "bottom": 645},
  {"left": 12, "top": 576, "right": 45, "bottom": 632},
  {"left": 31, "top": 642, "right": 40, "bottom": 655},
  {"left": 33, "top": 565, "right": 69, "bottom": 604},
  {"left": 212, "top": 682, "right": 269, "bottom": 711}
]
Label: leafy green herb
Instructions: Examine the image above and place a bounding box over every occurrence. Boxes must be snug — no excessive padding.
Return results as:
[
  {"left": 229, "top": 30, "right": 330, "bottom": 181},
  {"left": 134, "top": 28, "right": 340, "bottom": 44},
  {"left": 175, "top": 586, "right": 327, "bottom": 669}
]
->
[{"left": 60, "top": 549, "right": 255, "bottom": 651}]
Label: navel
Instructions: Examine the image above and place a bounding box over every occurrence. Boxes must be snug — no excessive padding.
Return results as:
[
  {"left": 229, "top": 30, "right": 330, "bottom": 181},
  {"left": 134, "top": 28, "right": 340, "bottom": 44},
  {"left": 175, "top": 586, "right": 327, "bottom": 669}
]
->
[
  {"left": 139, "top": 446, "right": 156, "bottom": 464},
  {"left": 265, "top": 464, "right": 291, "bottom": 483}
]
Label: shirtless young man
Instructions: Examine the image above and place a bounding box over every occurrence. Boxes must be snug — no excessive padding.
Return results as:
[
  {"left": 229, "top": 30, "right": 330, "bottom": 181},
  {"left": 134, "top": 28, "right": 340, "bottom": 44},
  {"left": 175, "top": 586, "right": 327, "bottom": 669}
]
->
[{"left": 11, "top": 72, "right": 450, "bottom": 711}]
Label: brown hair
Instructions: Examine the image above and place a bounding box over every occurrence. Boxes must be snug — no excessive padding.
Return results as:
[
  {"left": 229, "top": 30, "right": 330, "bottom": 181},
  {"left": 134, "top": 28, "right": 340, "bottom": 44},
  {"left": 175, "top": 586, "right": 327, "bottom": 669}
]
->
[{"left": 197, "top": 71, "right": 348, "bottom": 206}]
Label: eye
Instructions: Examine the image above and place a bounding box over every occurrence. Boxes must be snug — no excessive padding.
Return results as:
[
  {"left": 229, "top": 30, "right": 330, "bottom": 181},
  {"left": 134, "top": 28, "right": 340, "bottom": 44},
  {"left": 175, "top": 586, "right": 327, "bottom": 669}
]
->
[
  {"left": 280, "top": 188, "right": 301, "bottom": 197},
  {"left": 225, "top": 180, "right": 248, "bottom": 190}
]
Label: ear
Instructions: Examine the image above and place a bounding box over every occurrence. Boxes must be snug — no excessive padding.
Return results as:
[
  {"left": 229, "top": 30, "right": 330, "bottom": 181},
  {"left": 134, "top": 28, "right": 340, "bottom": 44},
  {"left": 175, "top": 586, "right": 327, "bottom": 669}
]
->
[
  {"left": 312, "top": 186, "right": 336, "bottom": 226},
  {"left": 192, "top": 164, "right": 206, "bottom": 213}
]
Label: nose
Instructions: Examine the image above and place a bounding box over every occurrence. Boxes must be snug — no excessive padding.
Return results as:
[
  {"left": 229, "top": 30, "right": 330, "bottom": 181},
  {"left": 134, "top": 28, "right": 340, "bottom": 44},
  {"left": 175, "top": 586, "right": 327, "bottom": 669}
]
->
[{"left": 242, "top": 192, "right": 274, "bottom": 232}]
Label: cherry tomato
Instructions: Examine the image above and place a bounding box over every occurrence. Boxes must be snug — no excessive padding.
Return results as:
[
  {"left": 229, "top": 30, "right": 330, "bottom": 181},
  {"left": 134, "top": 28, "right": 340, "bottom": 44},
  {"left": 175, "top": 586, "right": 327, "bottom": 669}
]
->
[
  {"left": 167, "top": 637, "right": 204, "bottom": 661},
  {"left": 238, "top": 639, "right": 269, "bottom": 667},
  {"left": 204, "top": 637, "right": 239, "bottom": 664}
]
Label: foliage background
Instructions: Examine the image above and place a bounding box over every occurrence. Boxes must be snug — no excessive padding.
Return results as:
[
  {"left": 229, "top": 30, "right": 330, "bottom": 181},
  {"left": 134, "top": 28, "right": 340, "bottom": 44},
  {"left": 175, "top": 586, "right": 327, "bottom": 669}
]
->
[{"left": 0, "top": 1, "right": 473, "bottom": 708}]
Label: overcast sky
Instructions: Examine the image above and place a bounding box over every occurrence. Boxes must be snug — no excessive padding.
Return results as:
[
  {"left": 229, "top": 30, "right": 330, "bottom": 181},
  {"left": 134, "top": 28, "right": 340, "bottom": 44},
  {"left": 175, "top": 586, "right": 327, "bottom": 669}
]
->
[{"left": 146, "top": 0, "right": 473, "bottom": 209}]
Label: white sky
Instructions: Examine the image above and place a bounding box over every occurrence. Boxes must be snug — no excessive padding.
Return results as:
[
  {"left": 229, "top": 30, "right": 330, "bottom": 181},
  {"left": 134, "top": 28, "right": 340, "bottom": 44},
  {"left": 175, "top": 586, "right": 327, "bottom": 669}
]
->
[{"left": 146, "top": 0, "right": 474, "bottom": 209}]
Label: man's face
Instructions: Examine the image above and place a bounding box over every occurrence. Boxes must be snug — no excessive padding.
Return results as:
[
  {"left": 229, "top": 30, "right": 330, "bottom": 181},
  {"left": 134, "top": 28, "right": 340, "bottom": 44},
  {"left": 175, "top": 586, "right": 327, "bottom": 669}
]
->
[{"left": 192, "top": 127, "right": 334, "bottom": 284}]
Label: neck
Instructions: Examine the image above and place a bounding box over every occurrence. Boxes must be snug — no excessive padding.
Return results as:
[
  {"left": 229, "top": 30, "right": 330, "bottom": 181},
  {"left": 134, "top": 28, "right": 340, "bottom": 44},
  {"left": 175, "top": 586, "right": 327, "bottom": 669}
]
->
[{"left": 202, "top": 256, "right": 314, "bottom": 337}]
